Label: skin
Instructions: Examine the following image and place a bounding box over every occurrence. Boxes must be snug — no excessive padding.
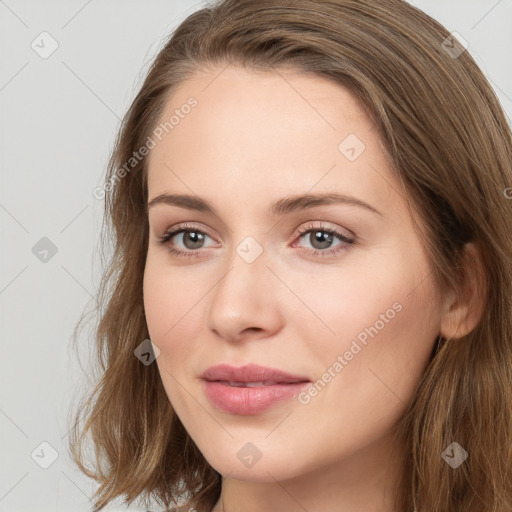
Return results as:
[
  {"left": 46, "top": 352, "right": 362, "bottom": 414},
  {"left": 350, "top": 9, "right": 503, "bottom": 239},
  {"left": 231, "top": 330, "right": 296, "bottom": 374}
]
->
[{"left": 143, "top": 66, "right": 473, "bottom": 512}]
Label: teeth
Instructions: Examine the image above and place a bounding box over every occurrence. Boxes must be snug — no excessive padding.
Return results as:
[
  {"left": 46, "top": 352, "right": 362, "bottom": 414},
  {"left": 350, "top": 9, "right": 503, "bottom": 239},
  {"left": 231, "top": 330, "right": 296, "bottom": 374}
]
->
[{"left": 223, "top": 381, "right": 280, "bottom": 387}]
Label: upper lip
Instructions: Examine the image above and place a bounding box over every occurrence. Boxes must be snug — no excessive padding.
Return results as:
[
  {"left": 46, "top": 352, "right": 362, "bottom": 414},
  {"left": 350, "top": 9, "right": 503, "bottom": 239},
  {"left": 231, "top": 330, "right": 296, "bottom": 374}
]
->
[{"left": 201, "top": 363, "right": 310, "bottom": 384}]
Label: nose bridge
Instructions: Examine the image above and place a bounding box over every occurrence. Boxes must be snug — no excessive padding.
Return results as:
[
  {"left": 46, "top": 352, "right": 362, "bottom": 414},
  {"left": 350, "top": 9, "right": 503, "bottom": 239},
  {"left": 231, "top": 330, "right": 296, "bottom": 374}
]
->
[
  {"left": 213, "top": 234, "right": 268, "bottom": 311},
  {"left": 205, "top": 233, "right": 279, "bottom": 339}
]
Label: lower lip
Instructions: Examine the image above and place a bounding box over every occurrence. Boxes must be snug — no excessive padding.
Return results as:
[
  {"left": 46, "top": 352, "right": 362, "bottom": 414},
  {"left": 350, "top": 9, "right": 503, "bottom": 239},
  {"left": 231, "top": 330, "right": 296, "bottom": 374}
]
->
[{"left": 202, "top": 380, "right": 310, "bottom": 415}]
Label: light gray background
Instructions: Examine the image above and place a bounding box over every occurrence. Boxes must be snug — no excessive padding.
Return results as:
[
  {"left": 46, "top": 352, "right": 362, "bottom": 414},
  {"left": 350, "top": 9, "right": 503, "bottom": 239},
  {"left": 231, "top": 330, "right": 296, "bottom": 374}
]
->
[{"left": 1, "top": 1, "right": 511, "bottom": 511}]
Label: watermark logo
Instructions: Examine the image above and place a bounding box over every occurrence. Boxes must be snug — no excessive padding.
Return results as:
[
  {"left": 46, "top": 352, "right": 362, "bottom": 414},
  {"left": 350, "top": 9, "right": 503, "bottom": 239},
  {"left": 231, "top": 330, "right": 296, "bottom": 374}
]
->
[
  {"left": 441, "top": 442, "right": 468, "bottom": 468},
  {"left": 338, "top": 133, "right": 366, "bottom": 162},
  {"left": 441, "top": 31, "right": 468, "bottom": 59},
  {"left": 237, "top": 442, "right": 263, "bottom": 468},
  {"left": 31, "top": 441, "right": 59, "bottom": 469},
  {"left": 134, "top": 338, "right": 161, "bottom": 365},
  {"left": 236, "top": 236, "right": 263, "bottom": 264},
  {"left": 32, "top": 237, "right": 58, "bottom": 263},
  {"left": 31, "top": 31, "right": 59, "bottom": 59}
]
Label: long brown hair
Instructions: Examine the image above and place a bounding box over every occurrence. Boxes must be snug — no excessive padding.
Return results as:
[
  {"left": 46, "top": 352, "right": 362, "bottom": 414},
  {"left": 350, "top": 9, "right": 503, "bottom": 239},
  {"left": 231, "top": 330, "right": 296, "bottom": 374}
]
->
[{"left": 68, "top": 0, "right": 512, "bottom": 510}]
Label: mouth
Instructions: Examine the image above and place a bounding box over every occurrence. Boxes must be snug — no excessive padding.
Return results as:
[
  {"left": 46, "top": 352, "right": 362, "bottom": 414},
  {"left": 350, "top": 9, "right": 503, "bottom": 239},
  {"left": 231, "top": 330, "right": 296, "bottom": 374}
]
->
[
  {"left": 200, "top": 364, "right": 311, "bottom": 415},
  {"left": 214, "top": 380, "right": 302, "bottom": 387},
  {"left": 200, "top": 363, "right": 310, "bottom": 384}
]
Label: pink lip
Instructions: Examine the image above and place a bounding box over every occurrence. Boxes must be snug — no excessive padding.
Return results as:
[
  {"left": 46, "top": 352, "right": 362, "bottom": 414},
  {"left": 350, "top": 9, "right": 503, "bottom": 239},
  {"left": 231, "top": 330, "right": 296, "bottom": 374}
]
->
[
  {"left": 200, "top": 364, "right": 311, "bottom": 415},
  {"left": 201, "top": 363, "right": 309, "bottom": 384}
]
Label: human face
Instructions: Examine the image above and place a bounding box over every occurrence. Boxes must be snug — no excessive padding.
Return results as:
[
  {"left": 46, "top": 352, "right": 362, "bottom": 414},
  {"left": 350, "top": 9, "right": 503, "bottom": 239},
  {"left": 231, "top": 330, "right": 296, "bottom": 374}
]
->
[{"left": 143, "top": 66, "right": 443, "bottom": 484}]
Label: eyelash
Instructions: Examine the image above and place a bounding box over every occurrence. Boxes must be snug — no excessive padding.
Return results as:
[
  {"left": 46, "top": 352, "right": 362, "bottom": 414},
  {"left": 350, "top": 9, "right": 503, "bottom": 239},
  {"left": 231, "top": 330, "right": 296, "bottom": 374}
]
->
[{"left": 157, "top": 222, "right": 355, "bottom": 259}]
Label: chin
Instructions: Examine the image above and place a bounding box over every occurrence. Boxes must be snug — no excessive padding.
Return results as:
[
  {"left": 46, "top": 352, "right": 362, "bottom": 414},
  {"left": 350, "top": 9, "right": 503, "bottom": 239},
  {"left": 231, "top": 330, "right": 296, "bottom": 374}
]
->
[{"left": 197, "top": 439, "right": 311, "bottom": 482}]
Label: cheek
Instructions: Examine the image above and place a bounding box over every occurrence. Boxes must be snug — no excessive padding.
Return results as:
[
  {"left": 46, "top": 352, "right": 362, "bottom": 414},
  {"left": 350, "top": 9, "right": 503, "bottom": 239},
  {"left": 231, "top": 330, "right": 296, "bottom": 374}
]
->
[
  {"left": 283, "top": 247, "right": 435, "bottom": 342},
  {"left": 298, "top": 247, "right": 441, "bottom": 405},
  {"left": 143, "top": 268, "right": 171, "bottom": 342},
  {"left": 143, "top": 257, "right": 201, "bottom": 412},
  {"left": 143, "top": 253, "right": 208, "bottom": 375},
  {"left": 143, "top": 252, "right": 196, "bottom": 339}
]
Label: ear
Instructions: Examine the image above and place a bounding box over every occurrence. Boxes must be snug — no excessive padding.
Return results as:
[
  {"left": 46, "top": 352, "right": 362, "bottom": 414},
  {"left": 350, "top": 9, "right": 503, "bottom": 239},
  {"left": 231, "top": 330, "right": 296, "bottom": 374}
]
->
[{"left": 439, "top": 242, "right": 487, "bottom": 340}]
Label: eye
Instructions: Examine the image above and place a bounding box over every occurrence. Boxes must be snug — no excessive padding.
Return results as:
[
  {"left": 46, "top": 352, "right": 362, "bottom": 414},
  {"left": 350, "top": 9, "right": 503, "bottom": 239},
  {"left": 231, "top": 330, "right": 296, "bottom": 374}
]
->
[
  {"left": 292, "top": 222, "right": 354, "bottom": 257},
  {"left": 158, "top": 223, "right": 218, "bottom": 258},
  {"left": 157, "top": 221, "right": 355, "bottom": 258}
]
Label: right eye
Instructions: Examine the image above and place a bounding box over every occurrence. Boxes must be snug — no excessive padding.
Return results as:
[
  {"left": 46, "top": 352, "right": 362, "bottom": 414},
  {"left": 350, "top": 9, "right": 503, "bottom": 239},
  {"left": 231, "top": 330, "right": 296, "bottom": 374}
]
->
[{"left": 158, "top": 223, "right": 218, "bottom": 257}]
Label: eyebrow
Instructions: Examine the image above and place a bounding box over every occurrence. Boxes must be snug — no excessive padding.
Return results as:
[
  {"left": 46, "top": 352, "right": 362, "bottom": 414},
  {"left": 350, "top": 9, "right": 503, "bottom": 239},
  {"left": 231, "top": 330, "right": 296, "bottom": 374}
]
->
[{"left": 147, "top": 192, "right": 382, "bottom": 217}]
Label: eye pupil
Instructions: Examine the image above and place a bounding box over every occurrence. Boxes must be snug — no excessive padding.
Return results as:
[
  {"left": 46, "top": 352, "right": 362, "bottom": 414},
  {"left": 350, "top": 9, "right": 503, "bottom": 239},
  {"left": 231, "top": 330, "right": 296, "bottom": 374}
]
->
[
  {"left": 184, "top": 231, "right": 204, "bottom": 249},
  {"left": 311, "top": 230, "right": 333, "bottom": 249}
]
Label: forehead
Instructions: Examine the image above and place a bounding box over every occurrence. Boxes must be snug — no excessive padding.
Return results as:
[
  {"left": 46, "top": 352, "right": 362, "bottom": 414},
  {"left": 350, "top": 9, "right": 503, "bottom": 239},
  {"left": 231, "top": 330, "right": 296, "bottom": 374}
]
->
[{"left": 146, "top": 66, "right": 400, "bottom": 218}]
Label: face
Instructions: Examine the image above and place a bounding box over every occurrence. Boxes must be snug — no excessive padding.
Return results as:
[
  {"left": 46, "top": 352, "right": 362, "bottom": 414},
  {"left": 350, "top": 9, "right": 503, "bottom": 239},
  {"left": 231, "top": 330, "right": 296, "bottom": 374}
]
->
[{"left": 143, "top": 65, "right": 444, "bottom": 482}]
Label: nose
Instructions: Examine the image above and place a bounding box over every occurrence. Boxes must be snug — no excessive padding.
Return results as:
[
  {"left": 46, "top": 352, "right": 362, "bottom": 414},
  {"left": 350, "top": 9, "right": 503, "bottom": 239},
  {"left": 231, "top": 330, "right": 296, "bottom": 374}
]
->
[{"left": 205, "top": 247, "right": 283, "bottom": 343}]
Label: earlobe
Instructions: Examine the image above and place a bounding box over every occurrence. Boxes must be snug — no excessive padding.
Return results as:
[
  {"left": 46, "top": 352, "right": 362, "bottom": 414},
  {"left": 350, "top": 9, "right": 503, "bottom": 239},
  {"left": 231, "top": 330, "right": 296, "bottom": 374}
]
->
[{"left": 439, "top": 242, "right": 487, "bottom": 340}]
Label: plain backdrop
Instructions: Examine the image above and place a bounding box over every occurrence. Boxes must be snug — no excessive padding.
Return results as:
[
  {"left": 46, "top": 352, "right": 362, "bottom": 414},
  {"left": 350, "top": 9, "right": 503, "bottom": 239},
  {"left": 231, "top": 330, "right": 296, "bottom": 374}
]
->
[{"left": 1, "top": 1, "right": 511, "bottom": 510}]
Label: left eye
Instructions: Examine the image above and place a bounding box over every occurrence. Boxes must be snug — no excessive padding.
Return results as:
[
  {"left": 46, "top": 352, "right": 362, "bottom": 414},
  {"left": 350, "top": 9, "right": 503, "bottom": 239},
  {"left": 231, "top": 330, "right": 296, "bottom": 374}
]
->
[{"left": 295, "top": 225, "right": 354, "bottom": 250}]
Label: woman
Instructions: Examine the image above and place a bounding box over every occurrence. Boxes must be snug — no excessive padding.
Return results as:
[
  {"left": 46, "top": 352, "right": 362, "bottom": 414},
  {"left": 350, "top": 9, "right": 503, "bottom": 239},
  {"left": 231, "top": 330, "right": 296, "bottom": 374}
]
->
[{"left": 69, "top": 0, "right": 512, "bottom": 511}]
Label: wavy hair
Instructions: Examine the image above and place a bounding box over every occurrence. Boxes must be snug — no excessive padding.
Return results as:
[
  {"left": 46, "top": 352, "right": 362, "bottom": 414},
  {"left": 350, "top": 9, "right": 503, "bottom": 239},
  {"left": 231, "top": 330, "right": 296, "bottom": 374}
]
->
[{"left": 68, "top": 0, "right": 512, "bottom": 510}]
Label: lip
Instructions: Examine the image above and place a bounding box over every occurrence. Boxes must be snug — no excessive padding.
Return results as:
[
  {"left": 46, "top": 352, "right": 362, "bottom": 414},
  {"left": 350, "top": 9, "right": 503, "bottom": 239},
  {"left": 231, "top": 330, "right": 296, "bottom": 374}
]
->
[
  {"left": 201, "top": 363, "right": 309, "bottom": 384},
  {"left": 200, "top": 364, "right": 311, "bottom": 415}
]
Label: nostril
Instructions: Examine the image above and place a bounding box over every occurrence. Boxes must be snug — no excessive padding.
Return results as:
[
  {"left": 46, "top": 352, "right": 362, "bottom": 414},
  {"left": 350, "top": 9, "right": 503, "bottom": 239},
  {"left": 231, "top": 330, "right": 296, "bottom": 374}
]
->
[{"left": 243, "top": 327, "right": 262, "bottom": 334}]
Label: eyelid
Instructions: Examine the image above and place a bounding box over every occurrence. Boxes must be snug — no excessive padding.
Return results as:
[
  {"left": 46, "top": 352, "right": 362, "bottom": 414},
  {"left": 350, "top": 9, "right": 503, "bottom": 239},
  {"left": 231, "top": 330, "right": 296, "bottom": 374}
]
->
[
  {"left": 159, "top": 222, "right": 220, "bottom": 246},
  {"left": 158, "top": 220, "right": 352, "bottom": 240},
  {"left": 293, "top": 221, "right": 354, "bottom": 241}
]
